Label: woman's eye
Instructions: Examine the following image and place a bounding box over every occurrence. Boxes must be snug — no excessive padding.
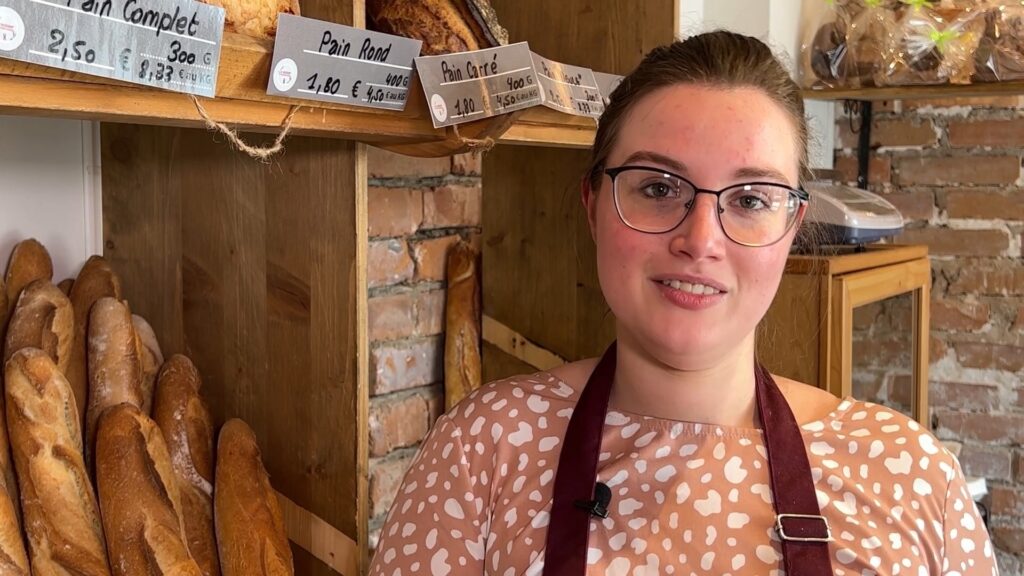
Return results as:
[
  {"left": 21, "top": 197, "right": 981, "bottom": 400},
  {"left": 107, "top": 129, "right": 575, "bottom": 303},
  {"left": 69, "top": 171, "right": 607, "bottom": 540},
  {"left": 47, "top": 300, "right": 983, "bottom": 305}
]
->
[
  {"left": 737, "top": 195, "right": 768, "bottom": 210},
  {"left": 640, "top": 181, "right": 677, "bottom": 198}
]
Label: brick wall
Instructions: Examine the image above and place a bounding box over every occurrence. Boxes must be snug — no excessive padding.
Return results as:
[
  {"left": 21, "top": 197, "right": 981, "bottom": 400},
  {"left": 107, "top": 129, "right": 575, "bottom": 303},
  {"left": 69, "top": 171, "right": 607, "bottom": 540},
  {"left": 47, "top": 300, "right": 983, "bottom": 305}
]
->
[
  {"left": 365, "top": 146, "right": 482, "bottom": 548},
  {"left": 834, "top": 97, "right": 1024, "bottom": 573}
]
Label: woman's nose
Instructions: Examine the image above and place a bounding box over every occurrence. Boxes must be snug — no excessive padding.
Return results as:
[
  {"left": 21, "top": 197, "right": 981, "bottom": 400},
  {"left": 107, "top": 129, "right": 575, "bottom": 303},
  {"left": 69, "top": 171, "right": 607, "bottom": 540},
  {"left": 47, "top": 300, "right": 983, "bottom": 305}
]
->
[{"left": 669, "top": 193, "right": 726, "bottom": 260}]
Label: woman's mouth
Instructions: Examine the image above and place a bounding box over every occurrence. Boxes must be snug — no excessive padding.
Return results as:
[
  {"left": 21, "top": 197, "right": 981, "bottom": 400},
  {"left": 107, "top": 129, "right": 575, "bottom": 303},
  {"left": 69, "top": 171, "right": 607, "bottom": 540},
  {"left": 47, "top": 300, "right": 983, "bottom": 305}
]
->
[{"left": 658, "top": 279, "right": 723, "bottom": 296}]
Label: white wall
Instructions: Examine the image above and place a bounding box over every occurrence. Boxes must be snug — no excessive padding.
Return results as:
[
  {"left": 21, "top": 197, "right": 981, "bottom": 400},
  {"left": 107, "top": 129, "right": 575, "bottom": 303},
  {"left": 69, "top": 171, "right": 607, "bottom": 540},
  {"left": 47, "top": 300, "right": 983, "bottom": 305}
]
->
[
  {"left": 677, "top": 0, "right": 835, "bottom": 170},
  {"left": 0, "top": 116, "right": 102, "bottom": 281}
]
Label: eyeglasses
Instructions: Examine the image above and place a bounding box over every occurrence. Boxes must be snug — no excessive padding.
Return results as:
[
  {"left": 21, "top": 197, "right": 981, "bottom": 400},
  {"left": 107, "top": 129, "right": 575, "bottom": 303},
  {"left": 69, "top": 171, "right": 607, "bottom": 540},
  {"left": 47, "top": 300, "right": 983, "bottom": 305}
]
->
[{"left": 604, "top": 165, "right": 810, "bottom": 247}]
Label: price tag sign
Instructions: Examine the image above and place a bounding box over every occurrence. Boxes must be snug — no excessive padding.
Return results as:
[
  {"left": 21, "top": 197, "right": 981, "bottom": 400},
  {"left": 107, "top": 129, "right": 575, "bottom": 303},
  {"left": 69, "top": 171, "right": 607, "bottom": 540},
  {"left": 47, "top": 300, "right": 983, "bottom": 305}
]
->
[
  {"left": 594, "top": 71, "right": 624, "bottom": 106},
  {"left": 532, "top": 52, "right": 603, "bottom": 119},
  {"left": 415, "top": 41, "right": 541, "bottom": 128},
  {"left": 266, "top": 14, "right": 421, "bottom": 110},
  {"left": 0, "top": 0, "right": 224, "bottom": 96}
]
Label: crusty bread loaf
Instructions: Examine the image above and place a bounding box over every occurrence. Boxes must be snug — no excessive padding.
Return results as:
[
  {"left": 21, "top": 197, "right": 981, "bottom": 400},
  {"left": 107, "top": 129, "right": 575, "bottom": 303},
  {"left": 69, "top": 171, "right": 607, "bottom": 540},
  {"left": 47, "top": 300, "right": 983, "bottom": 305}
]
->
[
  {"left": 133, "top": 314, "right": 164, "bottom": 415},
  {"left": 4, "top": 279, "right": 75, "bottom": 372},
  {"left": 215, "top": 419, "right": 293, "bottom": 576},
  {"left": 68, "top": 256, "right": 123, "bottom": 428},
  {"left": 86, "top": 297, "right": 143, "bottom": 471},
  {"left": 57, "top": 278, "right": 74, "bottom": 296},
  {"left": 4, "top": 239, "right": 54, "bottom": 318},
  {"left": 444, "top": 240, "right": 482, "bottom": 411},
  {"left": 5, "top": 348, "right": 110, "bottom": 575},
  {"left": 197, "top": 0, "right": 299, "bottom": 38},
  {"left": 96, "top": 403, "right": 202, "bottom": 576},
  {"left": 0, "top": 276, "right": 8, "bottom": 336},
  {"left": 0, "top": 472, "right": 28, "bottom": 575},
  {"left": 152, "top": 355, "right": 219, "bottom": 576},
  {"left": 367, "top": 0, "right": 507, "bottom": 55}
]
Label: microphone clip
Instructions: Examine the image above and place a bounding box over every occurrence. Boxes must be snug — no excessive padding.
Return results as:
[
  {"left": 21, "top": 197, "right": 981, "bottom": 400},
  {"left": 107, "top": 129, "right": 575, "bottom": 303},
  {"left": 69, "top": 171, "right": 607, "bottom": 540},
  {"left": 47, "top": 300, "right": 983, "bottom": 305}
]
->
[{"left": 574, "top": 482, "right": 611, "bottom": 519}]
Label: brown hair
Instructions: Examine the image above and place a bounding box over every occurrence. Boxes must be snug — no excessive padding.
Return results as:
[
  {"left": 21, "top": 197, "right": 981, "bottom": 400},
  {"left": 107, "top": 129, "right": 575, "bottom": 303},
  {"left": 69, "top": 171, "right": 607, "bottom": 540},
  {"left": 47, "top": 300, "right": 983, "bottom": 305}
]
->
[{"left": 586, "top": 30, "right": 810, "bottom": 191}]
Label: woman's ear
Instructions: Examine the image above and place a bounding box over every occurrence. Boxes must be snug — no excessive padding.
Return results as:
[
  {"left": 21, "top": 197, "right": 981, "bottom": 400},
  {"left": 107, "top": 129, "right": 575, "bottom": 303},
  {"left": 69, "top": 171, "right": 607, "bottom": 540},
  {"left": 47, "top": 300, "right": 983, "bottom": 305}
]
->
[{"left": 581, "top": 176, "right": 598, "bottom": 242}]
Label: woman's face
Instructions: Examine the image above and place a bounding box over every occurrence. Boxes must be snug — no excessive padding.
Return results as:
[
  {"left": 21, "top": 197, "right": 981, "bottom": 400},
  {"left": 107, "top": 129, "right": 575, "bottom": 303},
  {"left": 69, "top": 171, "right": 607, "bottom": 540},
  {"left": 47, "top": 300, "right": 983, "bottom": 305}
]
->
[{"left": 586, "top": 84, "right": 803, "bottom": 370}]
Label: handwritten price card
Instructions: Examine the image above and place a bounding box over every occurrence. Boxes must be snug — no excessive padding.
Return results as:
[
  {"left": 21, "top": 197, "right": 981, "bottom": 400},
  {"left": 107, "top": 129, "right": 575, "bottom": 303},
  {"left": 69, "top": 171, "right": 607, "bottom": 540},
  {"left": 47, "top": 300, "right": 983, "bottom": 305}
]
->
[
  {"left": 532, "top": 52, "right": 603, "bottom": 118},
  {"left": 593, "top": 71, "right": 624, "bottom": 106},
  {"left": 415, "top": 41, "right": 541, "bottom": 128},
  {"left": 0, "top": 0, "right": 224, "bottom": 96},
  {"left": 267, "top": 14, "right": 421, "bottom": 111}
]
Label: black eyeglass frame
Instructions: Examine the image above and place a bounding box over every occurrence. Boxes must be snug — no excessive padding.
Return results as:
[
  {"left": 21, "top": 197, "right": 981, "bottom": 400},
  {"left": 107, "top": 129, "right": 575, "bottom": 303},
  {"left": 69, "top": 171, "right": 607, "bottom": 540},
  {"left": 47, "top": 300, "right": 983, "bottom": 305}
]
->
[{"left": 603, "top": 165, "right": 811, "bottom": 247}]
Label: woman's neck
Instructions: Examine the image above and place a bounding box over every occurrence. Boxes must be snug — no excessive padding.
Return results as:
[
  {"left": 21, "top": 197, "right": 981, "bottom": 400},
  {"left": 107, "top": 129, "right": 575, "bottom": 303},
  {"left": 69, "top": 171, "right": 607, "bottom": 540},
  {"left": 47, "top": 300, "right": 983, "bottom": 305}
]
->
[{"left": 608, "top": 330, "right": 760, "bottom": 428}]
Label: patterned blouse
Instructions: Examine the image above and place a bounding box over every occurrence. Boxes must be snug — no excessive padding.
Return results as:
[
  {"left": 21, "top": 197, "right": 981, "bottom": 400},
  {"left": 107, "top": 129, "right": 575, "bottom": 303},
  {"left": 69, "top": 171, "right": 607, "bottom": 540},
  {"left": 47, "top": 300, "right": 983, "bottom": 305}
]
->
[{"left": 369, "top": 371, "right": 998, "bottom": 575}]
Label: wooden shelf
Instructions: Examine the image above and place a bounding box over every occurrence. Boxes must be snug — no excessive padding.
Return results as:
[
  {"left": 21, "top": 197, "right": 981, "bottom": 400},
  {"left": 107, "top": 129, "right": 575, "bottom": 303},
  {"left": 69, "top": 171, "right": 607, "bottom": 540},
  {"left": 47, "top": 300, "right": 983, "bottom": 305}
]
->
[
  {"left": 803, "top": 80, "right": 1024, "bottom": 101},
  {"left": 0, "top": 31, "right": 596, "bottom": 156}
]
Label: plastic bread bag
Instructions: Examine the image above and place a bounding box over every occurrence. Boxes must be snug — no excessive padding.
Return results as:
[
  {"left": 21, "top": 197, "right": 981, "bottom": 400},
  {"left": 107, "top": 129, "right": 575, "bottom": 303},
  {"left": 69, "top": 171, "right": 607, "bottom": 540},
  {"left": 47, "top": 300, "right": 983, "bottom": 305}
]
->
[
  {"left": 973, "top": 1, "right": 1024, "bottom": 82},
  {"left": 845, "top": 0, "right": 903, "bottom": 87},
  {"left": 889, "top": 0, "right": 986, "bottom": 85},
  {"left": 801, "top": 0, "right": 858, "bottom": 88}
]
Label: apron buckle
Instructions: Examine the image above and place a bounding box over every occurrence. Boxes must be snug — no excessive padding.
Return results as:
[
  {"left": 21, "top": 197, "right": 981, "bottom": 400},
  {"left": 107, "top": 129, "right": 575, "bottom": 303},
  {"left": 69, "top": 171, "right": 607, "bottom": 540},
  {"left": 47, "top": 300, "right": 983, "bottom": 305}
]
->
[{"left": 774, "top": 513, "right": 833, "bottom": 543}]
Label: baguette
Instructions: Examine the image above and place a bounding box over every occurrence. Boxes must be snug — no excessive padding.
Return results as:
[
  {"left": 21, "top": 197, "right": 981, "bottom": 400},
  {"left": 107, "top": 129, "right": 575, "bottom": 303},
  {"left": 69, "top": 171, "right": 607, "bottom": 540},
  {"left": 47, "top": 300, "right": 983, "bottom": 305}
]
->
[
  {"left": 444, "top": 240, "right": 482, "bottom": 410},
  {"left": 96, "top": 403, "right": 202, "bottom": 576},
  {"left": 4, "top": 239, "right": 53, "bottom": 318},
  {"left": 152, "top": 355, "right": 219, "bottom": 576},
  {"left": 215, "top": 419, "right": 293, "bottom": 576},
  {"left": 4, "top": 279, "right": 75, "bottom": 373},
  {"left": 5, "top": 348, "right": 110, "bottom": 575},
  {"left": 133, "top": 314, "right": 164, "bottom": 415},
  {"left": 68, "top": 256, "right": 123, "bottom": 428},
  {"left": 0, "top": 471, "right": 28, "bottom": 575},
  {"left": 86, "top": 297, "right": 143, "bottom": 471}
]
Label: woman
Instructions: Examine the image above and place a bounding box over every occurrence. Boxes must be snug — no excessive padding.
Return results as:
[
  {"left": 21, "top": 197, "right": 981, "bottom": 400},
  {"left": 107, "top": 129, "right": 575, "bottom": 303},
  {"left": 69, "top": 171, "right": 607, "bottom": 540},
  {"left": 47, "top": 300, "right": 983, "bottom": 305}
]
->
[{"left": 369, "top": 31, "right": 997, "bottom": 575}]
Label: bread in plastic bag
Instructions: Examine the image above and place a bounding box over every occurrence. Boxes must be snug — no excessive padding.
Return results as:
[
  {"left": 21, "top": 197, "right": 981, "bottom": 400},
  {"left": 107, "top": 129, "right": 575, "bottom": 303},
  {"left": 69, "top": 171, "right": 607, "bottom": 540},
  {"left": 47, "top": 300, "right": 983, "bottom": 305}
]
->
[{"left": 974, "top": 2, "right": 1024, "bottom": 82}]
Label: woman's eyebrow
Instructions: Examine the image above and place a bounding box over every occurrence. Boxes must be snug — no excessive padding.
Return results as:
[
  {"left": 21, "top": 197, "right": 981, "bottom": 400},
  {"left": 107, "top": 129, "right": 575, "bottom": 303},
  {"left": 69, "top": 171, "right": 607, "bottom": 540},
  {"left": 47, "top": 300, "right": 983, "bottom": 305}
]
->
[
  {"left": 733, "top": 166, "right": 791, "bottom": 183},
  {"left": 620, "top": 151, "right": 688, "bottom": 174}
]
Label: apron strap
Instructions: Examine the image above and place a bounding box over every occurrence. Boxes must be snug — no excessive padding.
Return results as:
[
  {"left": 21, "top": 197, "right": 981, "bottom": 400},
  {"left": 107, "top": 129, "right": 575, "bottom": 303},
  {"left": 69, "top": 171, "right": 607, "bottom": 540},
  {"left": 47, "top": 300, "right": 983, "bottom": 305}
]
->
[{"left": 542, "top": 343, "right": 833, "bottom": 575}]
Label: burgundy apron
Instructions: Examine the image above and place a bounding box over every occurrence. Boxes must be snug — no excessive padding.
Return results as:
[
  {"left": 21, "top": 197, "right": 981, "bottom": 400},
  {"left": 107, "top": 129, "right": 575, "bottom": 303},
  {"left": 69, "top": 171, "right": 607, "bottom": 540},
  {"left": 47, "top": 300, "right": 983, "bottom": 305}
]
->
[{"left": 542, "top": 342, "right": 833, "bottom": 575}]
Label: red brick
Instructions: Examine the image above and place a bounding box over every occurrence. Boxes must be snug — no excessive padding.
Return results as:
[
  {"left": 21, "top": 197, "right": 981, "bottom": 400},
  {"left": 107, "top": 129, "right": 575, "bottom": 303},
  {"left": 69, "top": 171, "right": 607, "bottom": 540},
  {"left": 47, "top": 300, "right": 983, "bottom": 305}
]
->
[
  {"left": 852, "top": 301, "right": 882, "bottom": 330},
  {"left": 410, "top": 235, "right": 460, "bottom": 283},
  {"left": 451, "top": 152, "right": 482, "bottom": 176},
  {"left": 888, "top": 373, "right": 914, "bottom": 410},
  {"left": 368, "top": 187, "right": 423, "bottom": 238},
  {"left": 852, "top": 370, "right": 885, "bottom": 402},
  {"left": 904, "top": 96, "right": 1024, "bottom": 110},
  {"left": 993, "top": 527, "right": 1024, "bottom": 555},
  {"left": 883, "top": 191, "right": 934, "bottom": 222},
  {"left": 947, "top": 190, "right": 1024, "bottom": 221},
  {"left": 834, "top": 155, "right": 891, "bottom": 185},
  {"left": 368, "top": 239, "right": 414, "bottom": 288},
  {"left": 935, "top": 411, "right": 1024, "bottom": 445},
  {"left": 423, "top": 185, "right": 482, "bottom": 229},
  {"left": 367, "top": 146, "right": 451, "bottom": 179},
  {"left": 948, "top": 118, "right": 1024, "bottom": 148},
  {"left": 930, "top": 299, "right": 990, "bottom": 331},
  {"left": 1015, "top": 451, "right": 1024, "bottom": 482},
  {"left": 838, "top": 119, "right": 938, "bottom": 149},
  {"left": 369, "top": 450, "right": 415, "bottom": 519},
  {"left": 930, "top": 381, "right": 1001, "bottom": 411},
  {"left": 1013, "top": 307, "right": 1024, "bottom": 331},
  {"left": 949, "top": 264, "right": 1024, "bottom": 296},
  {"left": 852, "top": 337, "right": 911, "bottom": 368},
  {"left": 956, "top": 444, "right": 1013, "bottom": 481},
  {"left": 370, "top": 336, "right": 444, "bottom": 396},
  {"left": 954, "top": 342, "right": 1024, "bottom": 372},
  {"left": 368, "top": 290, "right": 446, "bottom": 342},
  {"left": 990, "top": 486, "right": 1024, "bottom": 518},
  {"left": 368, "top": 385, "right": 444, "bottom": 458},
  {"left": 930, "top": 336, "right": 949, "bottom": 363},
  {"left": 898, "top": 228, "right": 1009, "bottom": 257},
  {"left": 895, "top": 156, "right": 1020, "bottom": 186}
]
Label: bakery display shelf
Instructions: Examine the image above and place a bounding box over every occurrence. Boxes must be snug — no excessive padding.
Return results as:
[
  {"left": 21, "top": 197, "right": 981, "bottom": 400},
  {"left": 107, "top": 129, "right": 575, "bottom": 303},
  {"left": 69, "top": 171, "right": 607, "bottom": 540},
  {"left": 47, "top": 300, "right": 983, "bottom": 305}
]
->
[
  {"left": 803, "top": 80, "right": 1024, "bottom": 102},
  {"left": 0, "top": 31, "right": 597, "bottom": 156}
]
